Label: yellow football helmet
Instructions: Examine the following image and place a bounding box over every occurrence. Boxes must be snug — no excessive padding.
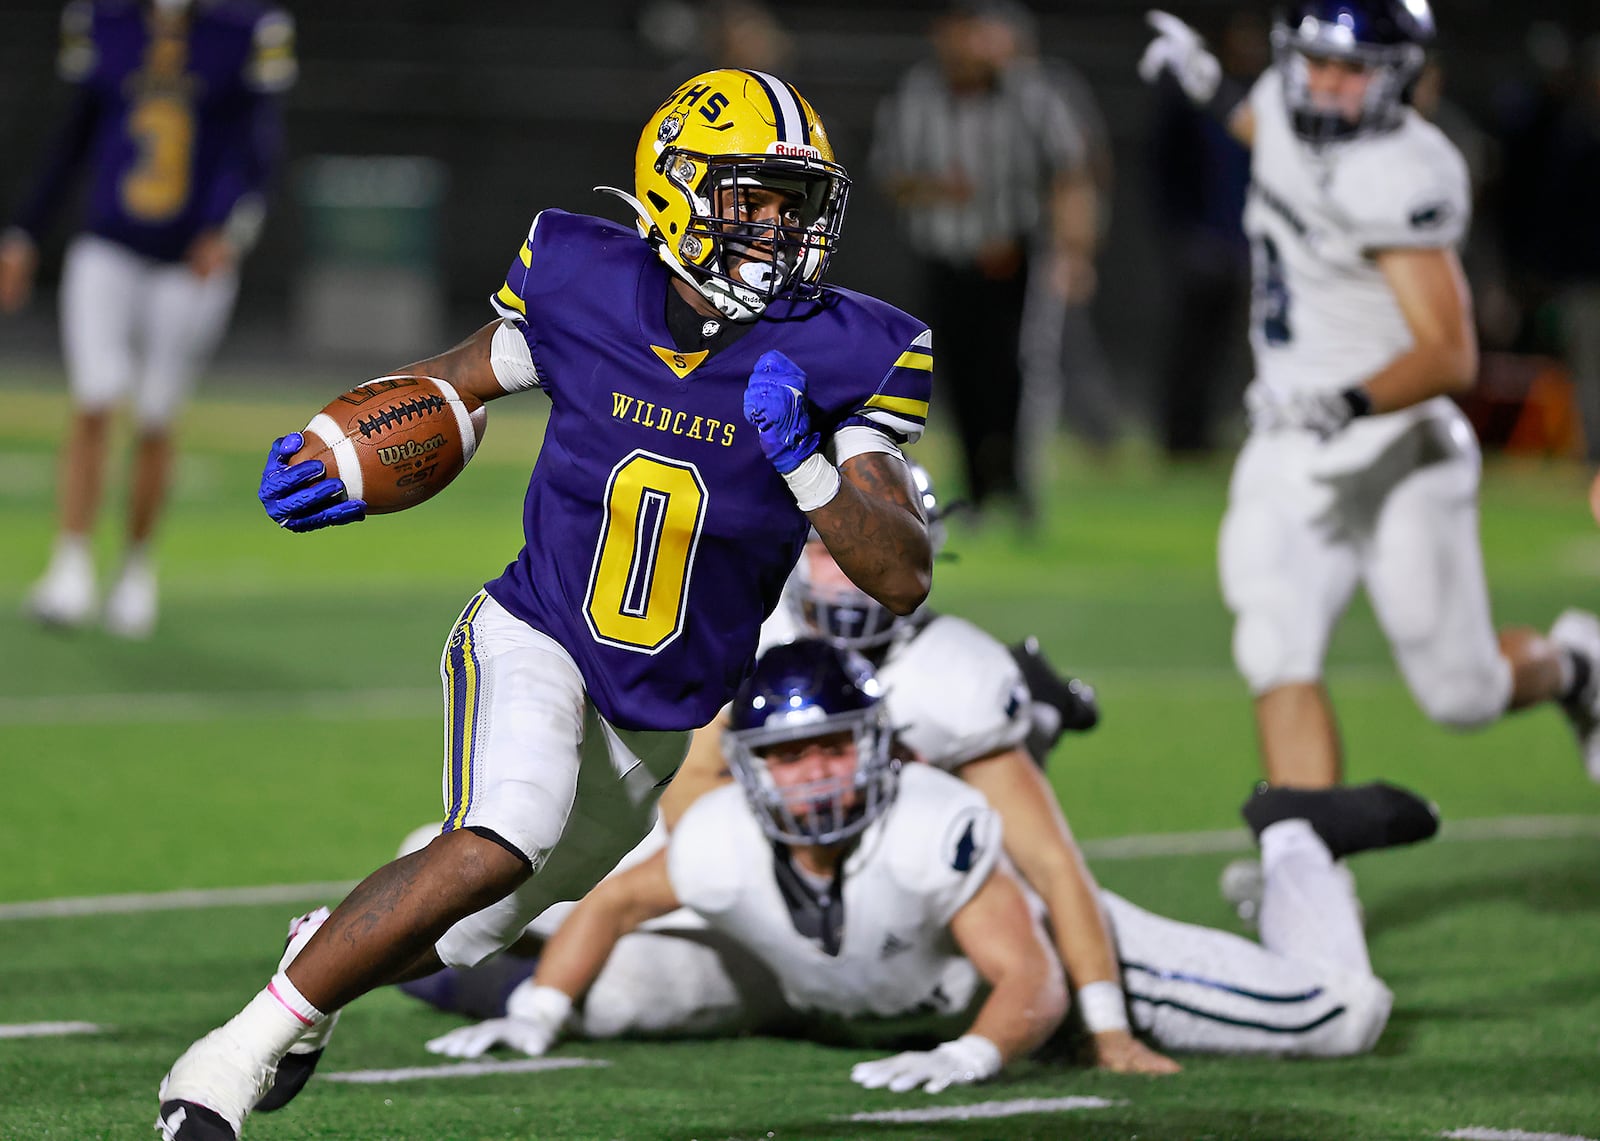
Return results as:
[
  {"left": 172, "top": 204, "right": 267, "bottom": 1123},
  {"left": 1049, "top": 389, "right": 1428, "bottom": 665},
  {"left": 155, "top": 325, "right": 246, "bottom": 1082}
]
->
[{"left": 600, "top": 69, "right": 851, "bottom": 321}]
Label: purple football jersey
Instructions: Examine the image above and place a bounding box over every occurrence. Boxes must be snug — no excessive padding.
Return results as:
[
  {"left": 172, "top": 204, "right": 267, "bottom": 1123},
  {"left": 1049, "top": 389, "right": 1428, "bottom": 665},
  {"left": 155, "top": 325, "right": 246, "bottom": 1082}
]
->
[
  {"left": 483, "top": 210, "right": 934, "bottom": 731},
  {"left": 10, "top": 0, "right": 294, "bottom": 262}
]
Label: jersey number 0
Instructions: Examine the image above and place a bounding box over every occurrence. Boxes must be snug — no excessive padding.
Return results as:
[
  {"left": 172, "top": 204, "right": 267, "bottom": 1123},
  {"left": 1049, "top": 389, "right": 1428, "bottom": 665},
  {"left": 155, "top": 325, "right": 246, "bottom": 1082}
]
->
[{"left": 585, "top": 451, "right": 708, "bottom": 653}]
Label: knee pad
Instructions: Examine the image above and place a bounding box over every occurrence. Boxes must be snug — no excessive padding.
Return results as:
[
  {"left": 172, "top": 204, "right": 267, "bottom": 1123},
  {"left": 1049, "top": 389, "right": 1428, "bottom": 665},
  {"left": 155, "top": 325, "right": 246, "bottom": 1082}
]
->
[
  {"left": 1233, "top": 606, "right": 1322, "bottom": 694},
  {"left": 1320, "top": 973, "right": 1394, "bottom": 1057},
  {"left": 1407, "top": 658, "right": 1512, "bottom": 729}
]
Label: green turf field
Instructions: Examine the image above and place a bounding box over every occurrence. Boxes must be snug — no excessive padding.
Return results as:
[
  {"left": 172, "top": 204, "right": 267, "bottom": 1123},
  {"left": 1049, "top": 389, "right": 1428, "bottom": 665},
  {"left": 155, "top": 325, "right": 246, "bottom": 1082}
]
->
[{"left": 2, "top": 378, "right": 1598, "bottom": 1140}]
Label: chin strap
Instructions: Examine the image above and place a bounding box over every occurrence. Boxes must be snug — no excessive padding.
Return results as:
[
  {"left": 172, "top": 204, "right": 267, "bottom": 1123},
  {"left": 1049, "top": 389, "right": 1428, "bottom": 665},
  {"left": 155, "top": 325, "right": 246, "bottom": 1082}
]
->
[{"left": 594, "top": 185, "right": 765, "bottom": 322}]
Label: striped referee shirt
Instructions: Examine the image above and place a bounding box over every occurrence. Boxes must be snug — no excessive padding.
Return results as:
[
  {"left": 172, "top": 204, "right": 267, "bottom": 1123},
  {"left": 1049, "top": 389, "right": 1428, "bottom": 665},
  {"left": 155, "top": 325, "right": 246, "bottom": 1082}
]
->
[{"left": 871, "top": 58, "right": 1086, "bottom": 264}]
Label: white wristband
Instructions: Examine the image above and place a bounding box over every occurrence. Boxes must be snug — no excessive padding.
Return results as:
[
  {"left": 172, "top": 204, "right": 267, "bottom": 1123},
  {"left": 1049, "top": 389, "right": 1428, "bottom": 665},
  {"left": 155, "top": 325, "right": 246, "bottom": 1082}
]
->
[
  {"left": 1077, "top": 980, "right": 1129, "bottom": 1034},
  {"left": 781, "top": 452, "right": 841, "bottom": 512},
  {"left": 505, "top": 982, "right": 573, "bottom": 1032}
]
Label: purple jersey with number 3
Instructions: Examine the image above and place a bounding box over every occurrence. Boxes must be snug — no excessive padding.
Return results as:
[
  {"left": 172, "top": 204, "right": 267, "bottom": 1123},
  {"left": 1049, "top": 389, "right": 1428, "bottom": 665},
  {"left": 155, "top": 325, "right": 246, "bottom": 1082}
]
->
[
  {"left": 483, "top": 210, "right": 934, "bottom": 732},
  {"left": 9, "top": 0, "right": 294, "bottom": 262}
]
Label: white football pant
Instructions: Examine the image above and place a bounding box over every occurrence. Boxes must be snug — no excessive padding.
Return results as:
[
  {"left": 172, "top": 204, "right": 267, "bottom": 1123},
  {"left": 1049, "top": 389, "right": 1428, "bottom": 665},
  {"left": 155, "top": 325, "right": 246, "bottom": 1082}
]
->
[
  {"left": 1110, "top": 820, "right": 1390, "bottom": 1057},
  {"left": 1221, "top": 414, "right": 1511, "bottom": 727},
  {"left": 429, "top": 591, "right": 689, "bottom": 968},
  {"left": 60, "top": 234, "right": 238, "bottom": 428}
]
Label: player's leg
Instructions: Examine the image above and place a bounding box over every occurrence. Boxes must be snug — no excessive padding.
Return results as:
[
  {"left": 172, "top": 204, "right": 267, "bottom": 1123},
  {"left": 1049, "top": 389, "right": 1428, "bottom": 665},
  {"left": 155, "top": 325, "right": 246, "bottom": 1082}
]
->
[
  {"left": 1106, "top": 889, "right": 1392, "bottom": 1058},
  {"left": 156, "top": 593, "right": 615, "bottom": 1139},
  {"left": 104, "top": 261, "right": 238, "bottom": 637},
  {"left": 1220, "top": 435, "right": 1361, "bottom": 788},
  {"left": 1364, "top": 435, "right": 1517, "bottom": 730},
  {"left": 1113, "top": 777, "right": 1436, "bottom": 1058},
  {"left": 25, "top": 236, "right": 140, "bottom": 626}
]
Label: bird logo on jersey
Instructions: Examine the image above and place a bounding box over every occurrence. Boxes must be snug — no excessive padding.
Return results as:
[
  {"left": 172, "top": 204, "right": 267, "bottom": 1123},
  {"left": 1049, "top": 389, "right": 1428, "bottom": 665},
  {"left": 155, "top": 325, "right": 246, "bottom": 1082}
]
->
[{"left": 598, "top": 69, "right": 851, "bottom": 322}]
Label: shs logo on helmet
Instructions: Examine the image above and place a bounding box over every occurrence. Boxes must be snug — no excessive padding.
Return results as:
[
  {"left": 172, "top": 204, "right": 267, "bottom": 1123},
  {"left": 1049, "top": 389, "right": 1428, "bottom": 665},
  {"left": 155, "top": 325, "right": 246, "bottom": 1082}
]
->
[{"left": 599, "top": 69, "right": 851, "bottom": 323}]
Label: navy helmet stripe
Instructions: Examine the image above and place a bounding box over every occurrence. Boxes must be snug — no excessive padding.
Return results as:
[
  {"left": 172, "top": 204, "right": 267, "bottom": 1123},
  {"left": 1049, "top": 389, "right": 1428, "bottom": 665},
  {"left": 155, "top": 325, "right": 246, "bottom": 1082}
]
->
[
  {"left": 743, "top": 69, "right": 800, "bottom": 143},
  {"left": 782, "top": 80, "right": 811, "bottom": 144}
]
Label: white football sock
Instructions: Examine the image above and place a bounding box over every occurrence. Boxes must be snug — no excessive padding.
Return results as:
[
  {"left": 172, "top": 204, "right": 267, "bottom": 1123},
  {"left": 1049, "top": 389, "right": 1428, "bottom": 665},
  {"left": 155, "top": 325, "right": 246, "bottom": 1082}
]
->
[
  {"left": 1258, "top": 819, "right": 1372, "bottom": 978},
  {"left": 221, "top": 974, "right": 327, "bottom": 1065}
]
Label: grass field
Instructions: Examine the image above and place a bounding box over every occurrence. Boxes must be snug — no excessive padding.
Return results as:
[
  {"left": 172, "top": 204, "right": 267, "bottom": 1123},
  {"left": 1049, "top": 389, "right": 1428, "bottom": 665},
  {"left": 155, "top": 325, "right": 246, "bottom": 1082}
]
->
[{"left": 2, "top": 376, "right": 1598, "bottom": 1140}]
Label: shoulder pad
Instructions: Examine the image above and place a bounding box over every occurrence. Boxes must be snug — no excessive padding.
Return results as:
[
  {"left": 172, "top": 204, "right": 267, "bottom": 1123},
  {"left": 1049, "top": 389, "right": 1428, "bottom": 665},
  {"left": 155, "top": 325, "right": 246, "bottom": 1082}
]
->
[
  {"left": 244, "top": 8, "right": 296, "bottom": 94},
  {"left": 875, "top": 765, "right": 1001, "bottom": 924},
  {"left": 57, "top": 1, "right": 96, "bottom": 84},
  {"left": 815, "top": 288, "right": 932, "bottom": 446},
  {"left": 491, "top": 210, "right": 647, "bottom": 322},
  {"left": 880, "top": 616, "right": 1030, "bottom": 771},
  {"left": 1327, "top": 119, "right": 1470, "bottom": 250},
  {"left": 666, "top": 784, "right": 764, "bottom": 916}
]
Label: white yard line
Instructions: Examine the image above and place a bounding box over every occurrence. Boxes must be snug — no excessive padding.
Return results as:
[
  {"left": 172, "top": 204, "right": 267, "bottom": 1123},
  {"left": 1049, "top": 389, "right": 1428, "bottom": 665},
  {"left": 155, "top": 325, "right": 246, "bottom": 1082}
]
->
[
  {"left": 1, "top": 815, "right": 1595, "bottom": 922},
  {"left": 0, "top": 882, "right": 358, "bottom": 921},
  {"left": 322, "top": 1058, "right": 609, "bottom": 1083},
  {"left": 1443, "top": 1130, "right": 1598, "bottom": 1141},
  {"left": 0, "top": 688, "right": 437, "bottom": 726},
  {"left": 0, "top": 664, "right": 1413, "bottom": 727},
  {"left": 841, "top": 1096, "right": 1123, "bottom": 1123},
  {"left": 0, "top": 1021, "right": 103, "bottom": 1039}
]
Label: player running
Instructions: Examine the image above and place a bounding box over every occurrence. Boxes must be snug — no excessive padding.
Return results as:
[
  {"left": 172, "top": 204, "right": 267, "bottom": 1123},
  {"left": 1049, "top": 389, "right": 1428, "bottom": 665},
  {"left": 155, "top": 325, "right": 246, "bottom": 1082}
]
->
[
  {"left": 1137, "top": 1, "right": 1600, "bottom": 799},
  {"left": 157, "top": 69, "right": 935, "bottom": 1141}
]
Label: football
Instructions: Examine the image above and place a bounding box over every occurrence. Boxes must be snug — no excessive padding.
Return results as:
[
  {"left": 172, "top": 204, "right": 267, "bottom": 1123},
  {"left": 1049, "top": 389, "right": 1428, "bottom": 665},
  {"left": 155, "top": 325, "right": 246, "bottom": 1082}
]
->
[{"left": 291, "top": 375, "right": 488, "bottom": 514}]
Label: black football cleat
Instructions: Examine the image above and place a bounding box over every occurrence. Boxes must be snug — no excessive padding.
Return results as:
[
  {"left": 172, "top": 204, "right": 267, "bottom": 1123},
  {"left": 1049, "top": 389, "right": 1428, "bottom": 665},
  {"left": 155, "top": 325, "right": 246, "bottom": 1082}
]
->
[
  {"left": 254, "top": 1048, "right": 323, "bottom": 1113},
  {"left": 1241, "top": 780, "right": 1439, "bottom": 861},
  {"left": 155, "top": 1100, "right": 236, "bottom": 1140}
]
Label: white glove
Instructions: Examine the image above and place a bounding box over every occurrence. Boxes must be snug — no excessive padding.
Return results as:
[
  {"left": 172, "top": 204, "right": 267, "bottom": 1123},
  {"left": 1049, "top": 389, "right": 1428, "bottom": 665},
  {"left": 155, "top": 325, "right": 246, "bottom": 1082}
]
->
[
  {"left": 1137, "top": 10, "right": 1221, "bottom": 104},
  {"left": 1246, "top": 382, "right": 1364, "bottom": 441},
  {"left": 849, "top": 1034, "right": 1002, "bottom": 1094},
  {"left": 424, "top": 983, "right": 572, "bottom": 1060}
]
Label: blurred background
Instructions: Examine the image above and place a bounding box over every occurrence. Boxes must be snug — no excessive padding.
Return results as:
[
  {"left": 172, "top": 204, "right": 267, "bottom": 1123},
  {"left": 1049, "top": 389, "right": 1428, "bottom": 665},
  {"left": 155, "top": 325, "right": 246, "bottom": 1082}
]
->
[{"left": 1, "top": 0, "right": 1596, "bottom": 469}]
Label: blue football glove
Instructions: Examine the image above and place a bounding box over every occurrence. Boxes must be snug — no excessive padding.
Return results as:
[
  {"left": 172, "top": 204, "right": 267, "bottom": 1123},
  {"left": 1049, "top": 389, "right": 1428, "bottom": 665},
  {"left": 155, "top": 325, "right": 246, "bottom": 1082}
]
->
[
  {"left": 743, "top": 350, "right": 821, "bottom": 475},
  {"left": 259, "top": 433, "right": 366, "bottom": 533}
]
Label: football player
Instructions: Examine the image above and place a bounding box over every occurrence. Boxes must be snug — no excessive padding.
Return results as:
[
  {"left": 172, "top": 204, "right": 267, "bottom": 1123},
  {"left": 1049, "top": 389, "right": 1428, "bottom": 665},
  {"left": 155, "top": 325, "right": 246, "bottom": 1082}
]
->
[
  {"left": 422, "top": 640, "right": 1435, "bottom": 1078},
  {"left": 156, "top": 71, "right": 936, "bottom": 1141},
  {"left": 1138, "top": 2, "right": 1600, "bottom": 802},
  {"left": 3, "top": 0, "right": 295, "bottom": 637},
  {"left": 655, "top": 465, "right": 1180, "bottom": 1074}
]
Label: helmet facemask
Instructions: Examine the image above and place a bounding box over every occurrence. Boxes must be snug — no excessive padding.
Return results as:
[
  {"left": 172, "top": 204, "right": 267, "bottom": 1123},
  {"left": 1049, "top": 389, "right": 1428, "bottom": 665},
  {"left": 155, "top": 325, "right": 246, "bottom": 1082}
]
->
[
  {"left": 659, "top": 150, "right": 849, "bottom": 321},
  {"left": 725, "top": 709, "right": 898, "bottom": 847},
  {"left": 1274, "top": 16, "right": 1424, "bottom": 142},
  {"left": 787, "top": 462, "right": 948, "bottom": 651},
  {"left": 791, "top": 541, "right": 901, "bottom": 651}
]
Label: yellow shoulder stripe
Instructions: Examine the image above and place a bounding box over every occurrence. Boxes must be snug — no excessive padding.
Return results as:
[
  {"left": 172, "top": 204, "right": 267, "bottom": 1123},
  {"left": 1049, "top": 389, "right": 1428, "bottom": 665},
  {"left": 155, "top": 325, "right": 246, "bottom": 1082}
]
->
[
  {"left": 864, "top": 394, "right": 929, "bottom": 419},
  {"left": 496, "top": 282, "right": 526, "bottom": 316},
  {"left": 892, "top": 350, "right": 933, "bottom": 372}
]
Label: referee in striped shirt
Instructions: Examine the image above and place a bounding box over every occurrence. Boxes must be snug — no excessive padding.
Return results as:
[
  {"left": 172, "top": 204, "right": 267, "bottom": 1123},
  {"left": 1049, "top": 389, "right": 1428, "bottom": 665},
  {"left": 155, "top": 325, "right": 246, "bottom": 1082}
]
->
[{"left": 872, "top": 0, "right": 1097, "bottom": 522}]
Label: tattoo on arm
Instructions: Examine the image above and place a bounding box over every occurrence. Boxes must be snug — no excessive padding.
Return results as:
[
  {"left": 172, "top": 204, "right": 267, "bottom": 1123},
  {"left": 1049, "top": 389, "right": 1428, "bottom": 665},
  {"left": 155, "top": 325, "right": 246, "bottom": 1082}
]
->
[{"left": 808, "top": 452, "right": 931, "bottom": 611}]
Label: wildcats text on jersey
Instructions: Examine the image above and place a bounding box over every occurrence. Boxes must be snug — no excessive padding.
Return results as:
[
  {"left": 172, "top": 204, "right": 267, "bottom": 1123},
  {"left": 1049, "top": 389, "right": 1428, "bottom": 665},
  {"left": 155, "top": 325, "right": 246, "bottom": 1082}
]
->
[{"left": 610, "top": 392, "right": 737, "bottom": 447}]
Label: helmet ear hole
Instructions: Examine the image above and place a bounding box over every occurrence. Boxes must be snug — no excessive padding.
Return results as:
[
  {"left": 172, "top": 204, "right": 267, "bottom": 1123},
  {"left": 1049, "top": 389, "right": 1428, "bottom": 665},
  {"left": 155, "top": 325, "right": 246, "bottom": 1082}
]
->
[{"left": 647, "top": 191, "right": 670, "bottom": 212}]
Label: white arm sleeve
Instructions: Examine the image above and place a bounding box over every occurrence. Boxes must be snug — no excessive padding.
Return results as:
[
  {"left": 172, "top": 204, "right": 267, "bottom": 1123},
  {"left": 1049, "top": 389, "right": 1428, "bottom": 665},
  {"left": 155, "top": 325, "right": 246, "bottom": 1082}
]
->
[
  {"left": 490, "top": 319, "right": 542, "bottom": 394},
  {"left": 829, "top": 424, "right": 903, "bottom": 466}
]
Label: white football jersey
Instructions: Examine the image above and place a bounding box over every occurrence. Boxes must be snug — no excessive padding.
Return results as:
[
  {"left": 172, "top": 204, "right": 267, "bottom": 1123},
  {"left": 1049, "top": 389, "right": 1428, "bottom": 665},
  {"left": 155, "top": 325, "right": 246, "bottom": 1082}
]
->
[
  {"left": 760, "top": 596, "right": 1032, "bottom": 773},
  {"left": 1243, "top": 68, "right": 1474, "bottom": 469},
  {"left": 666, "top": 764, "right": 1001, "bottom": 1022}
]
